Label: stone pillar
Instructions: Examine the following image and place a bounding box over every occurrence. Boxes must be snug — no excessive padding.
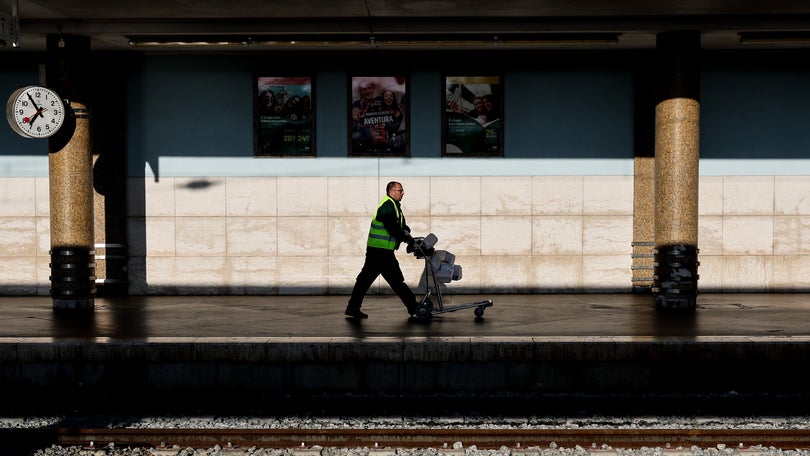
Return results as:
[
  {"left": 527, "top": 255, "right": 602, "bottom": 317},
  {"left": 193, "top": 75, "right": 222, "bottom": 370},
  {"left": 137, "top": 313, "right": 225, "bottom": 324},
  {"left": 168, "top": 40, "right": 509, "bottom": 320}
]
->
[
  {"left": 631, "top": 67, "right": 656, "bottom": 293},
  {"left": 46, "top": 34, "right": 96, "bottom": 311},
  {"left": 653, "top": 31, "right": 701, "bottom": 310}
]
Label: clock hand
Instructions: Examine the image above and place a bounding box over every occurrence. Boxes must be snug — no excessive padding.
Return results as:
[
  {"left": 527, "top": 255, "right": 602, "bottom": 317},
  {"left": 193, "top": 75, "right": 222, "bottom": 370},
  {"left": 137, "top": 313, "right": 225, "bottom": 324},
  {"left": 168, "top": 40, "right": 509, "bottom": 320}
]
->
[
  {"left": 24, "top": 107, "right": 46, "bottom": 126},
  {"left": 27, "top": 93, "right": 42, "bottom": 111}
]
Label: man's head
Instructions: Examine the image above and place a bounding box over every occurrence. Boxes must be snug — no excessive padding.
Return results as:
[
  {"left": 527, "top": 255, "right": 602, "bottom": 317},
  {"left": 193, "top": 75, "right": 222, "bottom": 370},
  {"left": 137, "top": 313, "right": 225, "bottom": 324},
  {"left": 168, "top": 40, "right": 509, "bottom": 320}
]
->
[
  {"left": 386, "top": 181, "right": 404, "bottom": 202},
  {"left": 359, "top": 81, "right": 376, "bottom": 100}
]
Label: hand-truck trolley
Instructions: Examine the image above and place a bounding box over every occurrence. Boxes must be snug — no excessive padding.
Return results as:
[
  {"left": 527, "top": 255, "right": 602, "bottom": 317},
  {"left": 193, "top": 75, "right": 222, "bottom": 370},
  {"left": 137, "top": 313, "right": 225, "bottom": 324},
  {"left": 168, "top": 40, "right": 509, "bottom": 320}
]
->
[{"left": 408, "top": 233, "right": 494, "bottom": 320}]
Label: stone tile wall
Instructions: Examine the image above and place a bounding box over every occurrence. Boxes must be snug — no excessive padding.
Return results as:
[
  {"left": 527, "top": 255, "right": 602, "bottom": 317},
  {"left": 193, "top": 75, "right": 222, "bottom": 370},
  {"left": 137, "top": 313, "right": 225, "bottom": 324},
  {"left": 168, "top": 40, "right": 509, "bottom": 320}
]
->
[{"left": 2, "top": 175, "right": 810, "bottom": 295}]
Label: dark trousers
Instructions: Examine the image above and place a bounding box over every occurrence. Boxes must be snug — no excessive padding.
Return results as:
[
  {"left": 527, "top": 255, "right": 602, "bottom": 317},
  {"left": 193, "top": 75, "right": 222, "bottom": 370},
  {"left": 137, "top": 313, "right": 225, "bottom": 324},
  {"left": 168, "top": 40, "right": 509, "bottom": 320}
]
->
[{"left": 348, "top": 247, "right": 416, "bottom": 310}]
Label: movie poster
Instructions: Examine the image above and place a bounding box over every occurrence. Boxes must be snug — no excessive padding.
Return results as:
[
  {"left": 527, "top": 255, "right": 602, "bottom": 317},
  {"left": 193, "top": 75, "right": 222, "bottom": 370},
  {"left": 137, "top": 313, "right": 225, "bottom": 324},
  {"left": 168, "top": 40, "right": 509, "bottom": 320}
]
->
[
  {"left": 443, "top": 76, "right": 503, "bottom": 156},
  {"left": 255, "top": 76, "right": 314, "bottom": 156},
  {"left": 349, "top": 76, "right": 408, "bottom": 156}
]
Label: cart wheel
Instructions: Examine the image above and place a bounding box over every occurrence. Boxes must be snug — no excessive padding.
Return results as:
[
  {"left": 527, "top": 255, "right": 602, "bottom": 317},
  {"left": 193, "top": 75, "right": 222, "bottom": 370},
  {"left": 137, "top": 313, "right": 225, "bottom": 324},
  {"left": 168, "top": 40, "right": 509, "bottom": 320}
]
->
[
  {"left": 416, "top": 300, "right": 433, "bottom": 320},
  {"left": 474, "top": 306, "right": 485, "bottom": 318}
]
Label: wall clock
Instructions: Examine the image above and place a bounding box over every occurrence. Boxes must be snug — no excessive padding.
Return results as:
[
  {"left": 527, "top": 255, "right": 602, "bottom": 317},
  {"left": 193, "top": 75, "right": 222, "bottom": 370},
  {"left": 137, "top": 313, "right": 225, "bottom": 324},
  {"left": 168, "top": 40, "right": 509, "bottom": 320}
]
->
[{"left": 6, "top": 85, "right": 66, "bottom": 139}]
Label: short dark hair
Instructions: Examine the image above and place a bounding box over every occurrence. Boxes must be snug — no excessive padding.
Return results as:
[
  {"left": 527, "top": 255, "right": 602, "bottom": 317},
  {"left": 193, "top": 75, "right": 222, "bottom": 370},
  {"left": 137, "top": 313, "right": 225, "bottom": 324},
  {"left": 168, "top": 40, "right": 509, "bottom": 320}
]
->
[{"left": 386, "top": 181, "right": 401, "bottom": 193}]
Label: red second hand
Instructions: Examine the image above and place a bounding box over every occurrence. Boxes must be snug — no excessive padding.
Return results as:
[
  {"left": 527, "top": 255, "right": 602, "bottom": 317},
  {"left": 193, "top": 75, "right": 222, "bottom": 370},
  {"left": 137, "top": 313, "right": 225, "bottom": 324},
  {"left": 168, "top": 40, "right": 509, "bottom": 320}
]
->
[{"left": 23, "top": 108, "right": 46, "bottom": 124}]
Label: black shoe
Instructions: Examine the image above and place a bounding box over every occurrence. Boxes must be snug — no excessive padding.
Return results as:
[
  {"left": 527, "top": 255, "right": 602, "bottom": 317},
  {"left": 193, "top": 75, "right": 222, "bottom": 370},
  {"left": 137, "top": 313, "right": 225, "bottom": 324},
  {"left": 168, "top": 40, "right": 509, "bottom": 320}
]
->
[
  {"left": 407, "top": 302, "right": 418, "bottom": 316},
  {"left": 345, "top": 307, "right": 368, "bottom": 319}
]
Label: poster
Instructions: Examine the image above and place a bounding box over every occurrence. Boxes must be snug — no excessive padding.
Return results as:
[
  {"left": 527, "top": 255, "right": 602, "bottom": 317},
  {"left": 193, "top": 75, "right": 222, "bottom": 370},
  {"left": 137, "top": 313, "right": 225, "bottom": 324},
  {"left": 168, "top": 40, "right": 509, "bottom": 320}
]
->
[
  {"left": 255, "top": 76, "right": 314, "bottom": 156},
  {"left": 443, "top": 76, "right": 502, "bottom": 156},
  {"left": 350, "top": 76, "right": 408, "bottom": 156}
]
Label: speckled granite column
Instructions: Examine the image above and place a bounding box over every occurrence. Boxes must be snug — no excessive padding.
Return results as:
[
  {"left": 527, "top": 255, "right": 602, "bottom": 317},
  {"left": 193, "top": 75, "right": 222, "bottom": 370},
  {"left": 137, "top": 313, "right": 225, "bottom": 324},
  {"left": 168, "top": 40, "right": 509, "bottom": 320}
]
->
[
  {"left": 632, "top": 69, "right": 655, "bottom": 292},
  {"left": 653, "top": 31, "right": 700, "bottom": 310},
  {"left": 47, "top": 34, "right": 96, "bottom": 311}
]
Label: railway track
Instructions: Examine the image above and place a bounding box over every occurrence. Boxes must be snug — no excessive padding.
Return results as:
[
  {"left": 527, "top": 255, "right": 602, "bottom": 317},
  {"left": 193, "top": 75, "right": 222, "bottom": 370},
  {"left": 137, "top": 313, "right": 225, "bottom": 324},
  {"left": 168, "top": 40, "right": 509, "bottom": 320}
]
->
[{"left": 49, "top": 428, "right": 810, "bottom": 451}]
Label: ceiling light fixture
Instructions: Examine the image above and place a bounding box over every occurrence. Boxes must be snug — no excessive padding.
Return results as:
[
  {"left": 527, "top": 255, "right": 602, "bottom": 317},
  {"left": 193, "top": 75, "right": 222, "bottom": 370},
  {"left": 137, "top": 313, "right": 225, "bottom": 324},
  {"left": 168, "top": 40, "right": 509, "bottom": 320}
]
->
[{"left": 128, "top": 32, "right": 620, "bottom": 49}]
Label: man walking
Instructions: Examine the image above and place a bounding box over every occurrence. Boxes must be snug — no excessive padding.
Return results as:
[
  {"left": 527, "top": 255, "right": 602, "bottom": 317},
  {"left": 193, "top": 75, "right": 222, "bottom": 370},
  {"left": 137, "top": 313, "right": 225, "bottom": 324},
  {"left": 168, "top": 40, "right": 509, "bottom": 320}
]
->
[{"left": 346, "top": 181, "right": 418, "bottom": 319}]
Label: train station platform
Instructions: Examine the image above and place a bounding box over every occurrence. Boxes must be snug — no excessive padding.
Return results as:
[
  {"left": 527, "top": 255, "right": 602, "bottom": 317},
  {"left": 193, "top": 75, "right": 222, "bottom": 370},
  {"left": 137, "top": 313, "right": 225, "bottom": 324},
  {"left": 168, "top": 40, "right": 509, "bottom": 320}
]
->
[{"left": 1, "top": 292, "right": 810, "bottom": 414}]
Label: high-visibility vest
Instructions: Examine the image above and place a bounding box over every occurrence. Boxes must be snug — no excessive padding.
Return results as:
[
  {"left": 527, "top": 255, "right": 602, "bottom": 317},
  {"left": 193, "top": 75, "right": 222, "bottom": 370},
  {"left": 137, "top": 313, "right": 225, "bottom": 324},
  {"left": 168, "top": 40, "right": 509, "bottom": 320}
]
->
[{"left": 367, "top": 196, "right": 402, "bottom": 250}]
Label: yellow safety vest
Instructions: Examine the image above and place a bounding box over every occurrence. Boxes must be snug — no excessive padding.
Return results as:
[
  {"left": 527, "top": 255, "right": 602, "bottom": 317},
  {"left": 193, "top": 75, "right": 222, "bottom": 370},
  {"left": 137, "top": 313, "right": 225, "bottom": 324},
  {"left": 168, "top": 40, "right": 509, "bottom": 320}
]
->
[{"left": 367, "top": 196, "right": 402, "bottom": 250}]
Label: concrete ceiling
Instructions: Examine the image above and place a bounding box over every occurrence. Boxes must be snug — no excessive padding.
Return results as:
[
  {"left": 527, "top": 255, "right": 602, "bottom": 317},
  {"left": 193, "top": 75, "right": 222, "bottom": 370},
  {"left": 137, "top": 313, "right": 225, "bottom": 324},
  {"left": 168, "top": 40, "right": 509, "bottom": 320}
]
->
[{"left": 3, "top": 0, "right": 810, "bottom": 52}]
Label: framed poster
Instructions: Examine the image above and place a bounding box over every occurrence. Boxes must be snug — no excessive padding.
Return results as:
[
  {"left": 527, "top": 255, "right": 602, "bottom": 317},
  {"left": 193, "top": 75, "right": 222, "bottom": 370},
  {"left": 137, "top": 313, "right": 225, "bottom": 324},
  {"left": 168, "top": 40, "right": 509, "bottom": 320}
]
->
[
  {"left": 349, "top": 76, "right": 408, "bottom": 156},
  {"left": 443, "top": 76, "right": 503, "bottom": 156},
  {"left": 254, "top": 76, "right": 314, "bottom": 157}
]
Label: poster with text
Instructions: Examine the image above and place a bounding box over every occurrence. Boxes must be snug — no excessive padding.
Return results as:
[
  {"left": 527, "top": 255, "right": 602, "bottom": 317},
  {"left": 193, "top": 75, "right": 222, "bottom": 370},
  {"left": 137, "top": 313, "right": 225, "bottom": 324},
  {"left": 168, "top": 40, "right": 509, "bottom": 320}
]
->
[
  {"left": 255, "top": 76, "right": 314, "bottom": 156},
  {"left": 443, "top": 76, "right": 502, "bottom": 156},
  {"left": 350, "top": 76, "right": 408, "bottom": 156}
]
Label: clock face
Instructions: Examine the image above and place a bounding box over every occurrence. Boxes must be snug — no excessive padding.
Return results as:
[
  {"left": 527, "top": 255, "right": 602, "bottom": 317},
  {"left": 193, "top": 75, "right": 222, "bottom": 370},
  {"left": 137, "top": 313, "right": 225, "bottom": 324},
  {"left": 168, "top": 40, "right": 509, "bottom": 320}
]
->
[{"left": 6, "top": 85, "right": 67, "bottom": 139}]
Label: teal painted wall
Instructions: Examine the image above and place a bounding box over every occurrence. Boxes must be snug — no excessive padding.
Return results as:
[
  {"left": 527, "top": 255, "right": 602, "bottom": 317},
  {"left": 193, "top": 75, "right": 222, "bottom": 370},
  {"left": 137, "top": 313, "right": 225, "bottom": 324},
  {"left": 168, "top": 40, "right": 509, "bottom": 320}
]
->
[{"left": 3, "top": 51, "right": 810, "bottom": 177}]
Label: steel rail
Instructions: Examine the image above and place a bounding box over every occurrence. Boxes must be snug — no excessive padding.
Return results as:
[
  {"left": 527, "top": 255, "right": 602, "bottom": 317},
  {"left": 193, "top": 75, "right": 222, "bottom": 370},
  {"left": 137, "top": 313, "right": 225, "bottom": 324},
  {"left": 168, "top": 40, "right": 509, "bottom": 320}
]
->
[{"left": 55, "top": 428, "right": 810, "bottom": 450}]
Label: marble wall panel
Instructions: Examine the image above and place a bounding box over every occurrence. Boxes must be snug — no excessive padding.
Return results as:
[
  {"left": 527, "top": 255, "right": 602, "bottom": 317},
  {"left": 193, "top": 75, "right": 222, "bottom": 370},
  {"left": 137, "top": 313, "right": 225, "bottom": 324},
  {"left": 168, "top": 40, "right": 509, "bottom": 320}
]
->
[
  {"left": 695, "top": 254, "right": 722, "bottom": 292},
  {"left": 227, "top": 256, "right": 279, "bottom": 294},
  {"left": 481, "top": 176, "right": 532, "bottom": 215},
  {"left": 723, "top": 176, "right": 774, "bottom": 216},
  {"left": 481, "top": 216, "right": 532, "bottom": 256},
  {"left": 699, "top": 176, "right": 723, "bottom": 216},
  {"left": 532, "top": 255, "right": 583, "bottom": 292},
  {"left": 532, "top": 216, "right": 583, "bottom": 255},
  {"left": 0, "top": 178, "right": 35, "bottom": 217},
  {"left": 227, "top": 217, "right": 277, "bottom": 256},
  {"left": 276, "top": 257, "right": 329, "bottom": 294},
  {"left": 175, "top": 256, "right": 227, "bottom": 293},
  {"left": 226, "top": 177, "right": 277, "bottom": 216},
  {"left": 129, "top": 217, "right": 176, "bottom": 257},
  {"left": 775, "top": 176, "right": 810, "bottom": 216},
  {"left": 582, "top": 215, "right": 632, "bottom": 255},
  {"left": 176, "top": 217, "right": 226, "bottom": 257},
  {"left": 450, "top": 255, "right": 481, "bottom": 293},
  {"left": 399, "top": 251, "right": 427, "bottom": 291},
  {"left": 0, "top": 257, "right": 37, "bottom": 293},
  {"left": 277, "top": 177, "right": 327, "bottom": 216},
  {"left": 328, "top": 256, "right": 364, "bottom": 294},
  {"left": 140, "top": 257, "right": 178, "bottom": 295},
  {"left": 0, "top": 218, "right": 36, "bottom": 256},
  {"left": 36, "top": 217, "right": 50, "bottom": 256},
  {"left": 584, "top": 176, "right": 633, "bottom": 215},
  {"left": 581, "top": 255, "right": 631, "bottom": 291},
  {"left": 722, "top": 216, "right": 773, "bottom": 255},
  {"left": 277, "top": 217, "right": 328, "bottom": 256},
  {"left": 698, "top": 215, "right": 723, "bottom": 256},
  {"left": 428, "top": 216, "right": 481, "bottom": 255},
  {"left": 480, "top": 255, "right": 533, "bottom": 292},
  {"left": 328, "top": 216, "right": 368, "bottom": 256},
  {"left": 406, "top": 217, "right": 430, "bottom": 240},
  {"left": 532, "top": 176, "right": 583, "bottom": 215},
  {"left": 36, "top": 255, "right": 50, "bottom": 295},
  {"left": 773, "top": 255, "right": 810, "bottom": 291},
  {"left": 144, "top": 177, "right": 176, "bottom": 216},
  {"left": 774, "top": 216, "right": 810, "bottom": 255},
  {"left": 429, "top": 177, "right": 481, "bottom": 216},
  {"left": 175, "top": 177, "right": 226, "bottom": 217},
  {"left": 397, "top": 176, "right": 431, "bottom": 216},
  {"left": 35, "top": 177, "right": 49, "bottom": 217},
  {"left": 722, "top": 255, "right": 772, "bottom": 292},
  {"left": 327, "top": 176, "right": 380, "bottom": 216}
]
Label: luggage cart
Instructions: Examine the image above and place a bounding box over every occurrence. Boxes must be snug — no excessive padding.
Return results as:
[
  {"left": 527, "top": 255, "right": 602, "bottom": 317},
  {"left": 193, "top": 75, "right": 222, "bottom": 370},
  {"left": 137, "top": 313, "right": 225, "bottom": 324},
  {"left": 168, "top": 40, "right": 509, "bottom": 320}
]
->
[{"left": 409, "top": 233, "right": 493, "bottom": 320}]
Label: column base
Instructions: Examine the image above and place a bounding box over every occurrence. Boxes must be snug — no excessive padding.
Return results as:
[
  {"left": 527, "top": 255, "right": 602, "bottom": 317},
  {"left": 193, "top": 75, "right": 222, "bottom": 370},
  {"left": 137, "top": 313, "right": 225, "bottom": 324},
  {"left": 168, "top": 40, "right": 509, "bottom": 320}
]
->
[
  {"left": 653, "top": 244, "right": 698, "bottom": 311},
  {"left": 654, "top": 295, "right": 696, "bottom": 311},
  {"left": 53, "top": 298, "right": 95, "bottom": 311}
]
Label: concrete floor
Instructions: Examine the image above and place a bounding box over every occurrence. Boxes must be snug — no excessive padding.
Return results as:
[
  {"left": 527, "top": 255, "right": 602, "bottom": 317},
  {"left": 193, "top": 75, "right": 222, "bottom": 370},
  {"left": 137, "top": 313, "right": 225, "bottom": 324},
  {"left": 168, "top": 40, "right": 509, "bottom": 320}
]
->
[
  {"left": 0, "top": 292, "right": 809, "bottom": 339},
  {"left": 2, "top": 293, "right": 810, "bottom": 403}
]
